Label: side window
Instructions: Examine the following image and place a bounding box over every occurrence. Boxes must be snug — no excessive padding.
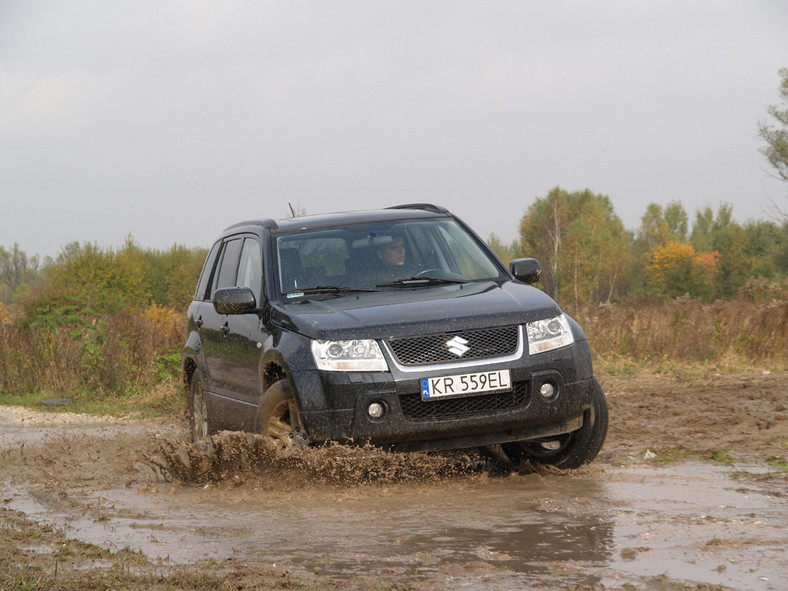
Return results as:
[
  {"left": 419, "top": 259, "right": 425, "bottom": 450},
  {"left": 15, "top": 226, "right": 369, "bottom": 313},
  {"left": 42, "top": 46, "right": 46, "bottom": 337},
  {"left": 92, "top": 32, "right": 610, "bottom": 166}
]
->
[
  {"left": 211, "top": 238, "right": 244, "bottom": 297},
  {"left": 194, "top": 241, "right": 221, "bottom": 301},
  {"left": 237, "top": 238, "right": 263, "bottom": 300}
]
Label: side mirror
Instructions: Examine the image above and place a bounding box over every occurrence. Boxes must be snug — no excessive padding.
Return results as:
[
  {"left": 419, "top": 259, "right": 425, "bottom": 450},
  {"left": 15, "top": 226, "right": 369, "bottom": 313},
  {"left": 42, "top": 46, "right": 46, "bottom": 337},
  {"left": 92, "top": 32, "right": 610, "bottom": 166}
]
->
[
  {"left": 213, "top": 287, "right": 258, "bottom": 315},
  {"left": 510, "top": 258, "right": 542, "bottom": 284}
]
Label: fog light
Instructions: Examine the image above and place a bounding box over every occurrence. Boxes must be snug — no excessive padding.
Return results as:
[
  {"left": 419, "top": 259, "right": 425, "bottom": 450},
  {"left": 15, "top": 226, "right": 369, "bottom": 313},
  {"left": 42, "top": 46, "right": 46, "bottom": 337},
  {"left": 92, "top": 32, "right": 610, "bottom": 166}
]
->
[
  {"left": 540, "top": 383, "right": 556, "bottom": 400},
  {"left": 367, "top": 402, "right": 385, "bottom": 419}
]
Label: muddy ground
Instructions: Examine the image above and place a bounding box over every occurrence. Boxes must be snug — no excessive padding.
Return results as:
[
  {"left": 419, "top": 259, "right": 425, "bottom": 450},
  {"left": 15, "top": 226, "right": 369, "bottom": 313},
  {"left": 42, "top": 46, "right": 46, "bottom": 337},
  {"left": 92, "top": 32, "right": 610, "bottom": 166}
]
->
[{"left": 1, "top": 371, "right": 787, "bottom": 590}]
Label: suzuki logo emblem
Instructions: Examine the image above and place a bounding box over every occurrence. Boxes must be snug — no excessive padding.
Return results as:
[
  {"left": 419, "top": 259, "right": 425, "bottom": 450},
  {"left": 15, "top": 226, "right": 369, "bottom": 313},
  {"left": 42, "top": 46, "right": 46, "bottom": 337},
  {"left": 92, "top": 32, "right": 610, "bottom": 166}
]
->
[{"left": 446, "top": 336, "right": 470, "bottom": 357}]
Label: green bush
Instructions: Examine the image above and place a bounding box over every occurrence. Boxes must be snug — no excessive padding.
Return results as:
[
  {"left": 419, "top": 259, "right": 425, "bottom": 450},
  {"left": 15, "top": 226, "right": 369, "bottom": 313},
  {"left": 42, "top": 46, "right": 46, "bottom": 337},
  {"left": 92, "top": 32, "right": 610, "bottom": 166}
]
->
[{"left": 0, "top": 239, "right": 203, "bottom": 400}]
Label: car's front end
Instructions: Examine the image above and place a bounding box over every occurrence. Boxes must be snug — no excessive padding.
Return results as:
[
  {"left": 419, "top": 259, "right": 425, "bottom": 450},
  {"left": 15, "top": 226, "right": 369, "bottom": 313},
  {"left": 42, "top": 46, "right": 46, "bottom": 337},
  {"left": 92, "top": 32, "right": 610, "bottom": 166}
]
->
[{"left": 269, "top": 281, "right": 599, "bottom": 453}]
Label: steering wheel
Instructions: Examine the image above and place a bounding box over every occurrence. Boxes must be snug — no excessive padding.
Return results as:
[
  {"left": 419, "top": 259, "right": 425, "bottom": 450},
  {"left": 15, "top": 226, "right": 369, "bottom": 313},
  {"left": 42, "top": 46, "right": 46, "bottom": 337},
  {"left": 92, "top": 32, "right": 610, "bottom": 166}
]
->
[
  {"left": 414, "top": 268, "right": 466, "bottom": 281},
  {"left": 415, "top": 268, "right": 445, "bottom": 278}
]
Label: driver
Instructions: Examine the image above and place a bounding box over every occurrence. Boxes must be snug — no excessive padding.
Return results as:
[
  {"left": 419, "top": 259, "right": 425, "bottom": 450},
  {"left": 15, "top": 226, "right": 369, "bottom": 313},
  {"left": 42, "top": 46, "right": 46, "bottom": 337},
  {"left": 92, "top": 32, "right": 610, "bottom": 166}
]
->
[
  {"left": 377, "top": 235, "right": 406, "bottom": 268},
  {"left": 372, "top": 235, "right": 409, "bottom": 284}
]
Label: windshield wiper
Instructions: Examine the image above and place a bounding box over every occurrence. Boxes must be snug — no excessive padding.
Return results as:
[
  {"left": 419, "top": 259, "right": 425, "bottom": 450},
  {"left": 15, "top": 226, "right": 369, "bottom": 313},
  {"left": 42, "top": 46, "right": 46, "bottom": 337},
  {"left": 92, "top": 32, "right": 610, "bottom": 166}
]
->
[
  {"left": 283, "top": 285, "right": 378, "bottom": 296},
  {"left": 376, "top": 276, "right": 469, "bottom": 288}
]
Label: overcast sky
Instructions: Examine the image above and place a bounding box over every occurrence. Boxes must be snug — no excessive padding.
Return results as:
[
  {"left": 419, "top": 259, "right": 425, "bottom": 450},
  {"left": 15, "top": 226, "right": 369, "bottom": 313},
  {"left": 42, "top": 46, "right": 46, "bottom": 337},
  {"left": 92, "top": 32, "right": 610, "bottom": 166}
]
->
[{"left": 2, "top": 1, "right": 787, "bottom": 259}]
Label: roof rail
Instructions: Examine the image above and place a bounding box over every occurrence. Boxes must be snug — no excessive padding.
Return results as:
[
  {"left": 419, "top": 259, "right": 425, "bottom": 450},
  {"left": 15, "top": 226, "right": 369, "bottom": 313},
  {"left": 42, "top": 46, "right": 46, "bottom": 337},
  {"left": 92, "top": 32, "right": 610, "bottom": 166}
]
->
[
  {"left": 224, "top": 218, "right": 278, "bottom": 231},
  {"left": 386, "top": 203, "right": 449, "bottom": 214}
]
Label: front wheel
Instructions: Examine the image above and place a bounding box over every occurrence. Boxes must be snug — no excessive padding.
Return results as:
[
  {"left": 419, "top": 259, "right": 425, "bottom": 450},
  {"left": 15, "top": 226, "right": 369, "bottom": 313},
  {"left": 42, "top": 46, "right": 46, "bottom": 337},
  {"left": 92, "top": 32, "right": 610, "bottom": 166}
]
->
[
  {"left": 254, "top": 379, "right": 308, "bottom": 450},
  {"left": 502, "top": 379, "right": 608, "bottom": 469}
]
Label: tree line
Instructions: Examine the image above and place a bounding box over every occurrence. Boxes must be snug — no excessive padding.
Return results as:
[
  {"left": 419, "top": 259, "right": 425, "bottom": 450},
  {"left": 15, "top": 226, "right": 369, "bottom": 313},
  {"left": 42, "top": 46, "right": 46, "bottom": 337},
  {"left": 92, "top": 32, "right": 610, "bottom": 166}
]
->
[
  {"left": 2, "top": 193, "right": 788, "bottom": 322},
  {"left": 0, "top": 237, "right": 206, "bottom": 321},
  {"left": 3, "top": 194, "right": 785, "bottom": 325},
  {"left": 488, "top": 188, "right": 788, "bottom": 311}
]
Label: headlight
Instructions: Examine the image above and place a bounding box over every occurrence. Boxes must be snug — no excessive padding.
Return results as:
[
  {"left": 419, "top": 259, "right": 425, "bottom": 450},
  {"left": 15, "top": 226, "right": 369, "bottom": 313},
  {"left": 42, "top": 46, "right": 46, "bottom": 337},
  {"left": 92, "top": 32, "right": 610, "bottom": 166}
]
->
[
  {"left": 311, "top": 339, "right": 389, "bottom": 372},
  {"left": 527, "top": 314, "right": 574, "bottom": 355}
]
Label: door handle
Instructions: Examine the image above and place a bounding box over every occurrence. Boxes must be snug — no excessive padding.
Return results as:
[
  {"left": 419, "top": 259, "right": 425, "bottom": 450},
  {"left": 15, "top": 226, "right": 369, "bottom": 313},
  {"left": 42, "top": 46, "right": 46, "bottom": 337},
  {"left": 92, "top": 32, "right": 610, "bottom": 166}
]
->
[{"left": 195, "top": 316, "right": 204, "bottom": 329}]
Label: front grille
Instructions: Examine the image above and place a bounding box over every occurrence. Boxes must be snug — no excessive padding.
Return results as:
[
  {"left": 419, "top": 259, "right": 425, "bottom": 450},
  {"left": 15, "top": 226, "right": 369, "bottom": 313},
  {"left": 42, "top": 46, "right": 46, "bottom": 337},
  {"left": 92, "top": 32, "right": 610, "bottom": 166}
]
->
[
  {"left": 398, "top": 382, "right": 529, "bottom": 422},
  {"left": 387, "top": 326, "right": 519, "bottom": 366}
]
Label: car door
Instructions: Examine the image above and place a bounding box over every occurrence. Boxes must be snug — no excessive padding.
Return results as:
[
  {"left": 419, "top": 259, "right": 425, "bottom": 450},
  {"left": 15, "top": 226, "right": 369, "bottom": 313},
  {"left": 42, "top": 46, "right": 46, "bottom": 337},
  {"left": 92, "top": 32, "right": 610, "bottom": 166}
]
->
[
  {"left": 202, "top": 235, "right": 268, "bottom": 431},
  {"left": 220, "top": 237, "right": 267, "bottom": 424},
  {"left": 200, "top": 237, "right": 244, "bottom": 402}
]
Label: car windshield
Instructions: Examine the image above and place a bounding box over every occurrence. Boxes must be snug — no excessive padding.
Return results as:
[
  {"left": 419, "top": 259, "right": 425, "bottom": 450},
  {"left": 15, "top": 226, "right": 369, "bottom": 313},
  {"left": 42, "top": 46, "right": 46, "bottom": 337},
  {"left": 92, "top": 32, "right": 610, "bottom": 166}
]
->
[{"left": 274, "top": 219, "right": 504, "bottom": 297}]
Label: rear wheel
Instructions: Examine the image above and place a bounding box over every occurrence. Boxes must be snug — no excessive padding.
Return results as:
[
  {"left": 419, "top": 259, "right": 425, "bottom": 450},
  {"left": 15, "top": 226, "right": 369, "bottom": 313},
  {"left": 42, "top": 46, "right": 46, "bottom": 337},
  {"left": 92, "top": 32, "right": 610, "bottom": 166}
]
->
[
  {"left": 502, "top": 379, "right": 608, "bottom": 469},
  {"left": 188, "top": 369, "right": 211, "bottom": 442},
  {"left": 254, "top": 379, "right": 308, "bottom": 449}
]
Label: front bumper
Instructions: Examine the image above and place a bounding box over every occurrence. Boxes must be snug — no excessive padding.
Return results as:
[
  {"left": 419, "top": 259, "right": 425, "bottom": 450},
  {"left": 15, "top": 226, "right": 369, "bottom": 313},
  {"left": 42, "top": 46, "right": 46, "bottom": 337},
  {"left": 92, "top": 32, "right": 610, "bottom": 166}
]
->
[
  {"left": 303, "top": 380, "right": 591, "bottom": 452},
  {"left": 293, "top": 342, "right": 598, "bottom": 452}
]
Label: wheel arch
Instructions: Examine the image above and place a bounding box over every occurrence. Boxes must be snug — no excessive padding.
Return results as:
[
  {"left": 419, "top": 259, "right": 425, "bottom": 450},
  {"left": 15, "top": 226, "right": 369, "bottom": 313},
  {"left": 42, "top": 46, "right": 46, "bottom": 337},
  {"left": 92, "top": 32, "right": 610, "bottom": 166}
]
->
[
  {"left": 259, "top": 348, "right": 293, "bottom": 395},
  {"left": 183, "top": 355, "right": 198, "bottom": 387}
]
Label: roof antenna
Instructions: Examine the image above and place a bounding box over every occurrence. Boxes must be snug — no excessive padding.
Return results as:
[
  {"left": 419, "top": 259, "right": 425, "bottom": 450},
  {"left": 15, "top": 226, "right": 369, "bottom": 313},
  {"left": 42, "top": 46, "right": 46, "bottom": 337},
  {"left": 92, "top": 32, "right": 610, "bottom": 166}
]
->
[{"left": 288, "top": 202, "right": 296, "bottom": 217}]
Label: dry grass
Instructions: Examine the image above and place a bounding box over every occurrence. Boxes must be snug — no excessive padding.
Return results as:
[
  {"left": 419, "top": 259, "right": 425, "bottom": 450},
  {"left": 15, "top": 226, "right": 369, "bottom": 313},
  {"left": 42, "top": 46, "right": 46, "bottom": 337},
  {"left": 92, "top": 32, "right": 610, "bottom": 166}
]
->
[
  {"left": 0, "top": 307, "right": 184, "bottom": 399},
  {"left": 578, "top": 278, "right": 788, "bottom": 367}
]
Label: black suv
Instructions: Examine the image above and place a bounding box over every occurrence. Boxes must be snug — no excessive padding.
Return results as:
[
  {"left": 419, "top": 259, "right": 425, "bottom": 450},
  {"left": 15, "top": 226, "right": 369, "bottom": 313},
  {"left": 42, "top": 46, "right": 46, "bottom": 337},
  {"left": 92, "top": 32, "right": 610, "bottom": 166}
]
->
[{"left": 182, "top": 204, "right": 607, "bottom": 468}]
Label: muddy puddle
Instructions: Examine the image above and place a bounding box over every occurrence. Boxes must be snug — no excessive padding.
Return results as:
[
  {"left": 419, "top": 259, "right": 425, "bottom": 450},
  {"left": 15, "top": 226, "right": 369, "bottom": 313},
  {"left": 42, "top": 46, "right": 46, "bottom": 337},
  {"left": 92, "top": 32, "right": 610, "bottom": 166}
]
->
[{"left": 2, "top": 417, "right": 786, "bottom": 590}]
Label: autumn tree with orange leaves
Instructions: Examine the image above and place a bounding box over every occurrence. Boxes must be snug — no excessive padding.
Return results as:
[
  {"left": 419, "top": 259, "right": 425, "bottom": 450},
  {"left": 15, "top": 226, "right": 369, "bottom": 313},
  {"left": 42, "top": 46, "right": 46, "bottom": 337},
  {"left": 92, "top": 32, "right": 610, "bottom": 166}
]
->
[{"left": 646, "top": 241, "right": 719, "bottom": 298}]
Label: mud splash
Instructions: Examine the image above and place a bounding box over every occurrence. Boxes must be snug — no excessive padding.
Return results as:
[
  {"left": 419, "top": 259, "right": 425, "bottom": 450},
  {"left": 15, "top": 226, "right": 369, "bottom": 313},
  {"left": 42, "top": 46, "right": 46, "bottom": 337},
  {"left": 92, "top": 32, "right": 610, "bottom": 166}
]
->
[{"left": 142, "top": 431, "right": 560, "bottom": 486}]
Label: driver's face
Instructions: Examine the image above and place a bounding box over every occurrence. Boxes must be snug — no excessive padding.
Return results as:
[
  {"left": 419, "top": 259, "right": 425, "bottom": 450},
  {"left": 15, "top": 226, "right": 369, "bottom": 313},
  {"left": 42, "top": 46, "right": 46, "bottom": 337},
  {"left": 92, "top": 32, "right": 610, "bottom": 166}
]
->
[{"left": 378, "top": 236, "right": 406, "bottom": 266}]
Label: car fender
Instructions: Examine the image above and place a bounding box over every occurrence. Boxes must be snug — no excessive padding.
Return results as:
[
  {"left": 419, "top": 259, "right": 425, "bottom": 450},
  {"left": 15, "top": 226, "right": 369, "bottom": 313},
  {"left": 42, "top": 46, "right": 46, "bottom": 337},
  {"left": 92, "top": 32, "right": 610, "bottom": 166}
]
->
[
  {"left": 563, "top": 315, "right": 594, "bottom": 380},
  {"left": 259, "top": 330, "right": 328, "bottom": 413}
]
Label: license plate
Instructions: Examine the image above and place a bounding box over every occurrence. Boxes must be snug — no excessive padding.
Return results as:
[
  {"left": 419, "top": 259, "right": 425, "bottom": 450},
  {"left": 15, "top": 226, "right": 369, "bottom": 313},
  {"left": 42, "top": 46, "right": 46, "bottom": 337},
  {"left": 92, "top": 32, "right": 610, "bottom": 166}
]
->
[{"left": 420, "top": 369, "right": 511, "bottom": 400}]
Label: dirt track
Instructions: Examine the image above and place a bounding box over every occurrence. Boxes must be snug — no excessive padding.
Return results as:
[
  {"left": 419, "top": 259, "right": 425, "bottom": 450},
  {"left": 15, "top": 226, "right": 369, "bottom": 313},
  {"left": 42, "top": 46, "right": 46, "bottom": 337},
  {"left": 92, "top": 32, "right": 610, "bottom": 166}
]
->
[{"left": 1, "top": 371, "right": 787, "bottom": 590}]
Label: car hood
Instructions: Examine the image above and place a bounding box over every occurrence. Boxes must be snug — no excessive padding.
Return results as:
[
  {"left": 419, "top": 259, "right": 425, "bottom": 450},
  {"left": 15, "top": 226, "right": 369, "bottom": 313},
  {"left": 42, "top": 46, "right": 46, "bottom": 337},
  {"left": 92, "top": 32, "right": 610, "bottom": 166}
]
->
[{"left": 272, "top": 281, "right": 562, "bottom": 340}]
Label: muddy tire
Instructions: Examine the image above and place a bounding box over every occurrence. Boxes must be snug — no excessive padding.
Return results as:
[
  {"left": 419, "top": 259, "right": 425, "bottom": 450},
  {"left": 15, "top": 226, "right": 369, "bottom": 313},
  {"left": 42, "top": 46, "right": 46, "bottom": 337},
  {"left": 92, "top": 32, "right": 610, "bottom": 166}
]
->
[
  {"left": 503, "top": 378, "right": 608, "bottom": 469},
  {"left": 254, "top": 379, "right": 308, "bottom": 450},
  {"left": 188, "top": 369, "right": 211, "bottom": 443}
]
